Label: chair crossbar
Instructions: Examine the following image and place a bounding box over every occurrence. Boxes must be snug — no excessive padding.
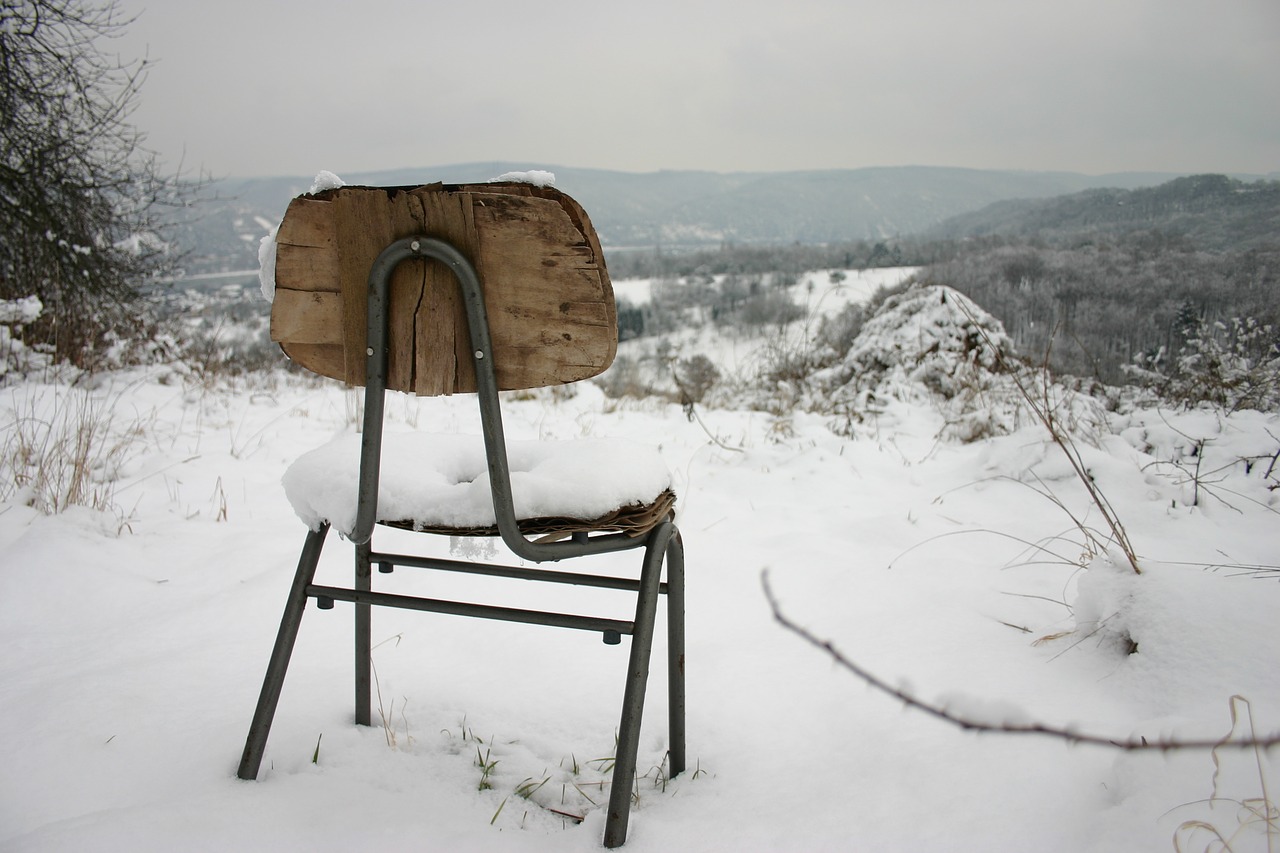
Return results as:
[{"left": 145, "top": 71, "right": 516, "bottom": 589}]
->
[
  {"left": 307, "top": 584, "right": 637, "bottom": 636},
  {"left": 366, "top": 549, "right": 669, "bottom": 594}
]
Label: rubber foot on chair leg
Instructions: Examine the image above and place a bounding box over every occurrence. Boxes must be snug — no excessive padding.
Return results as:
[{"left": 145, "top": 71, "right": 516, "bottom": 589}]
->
[{"left": 603, "top": 630, "right": 621, "bottom": 645}]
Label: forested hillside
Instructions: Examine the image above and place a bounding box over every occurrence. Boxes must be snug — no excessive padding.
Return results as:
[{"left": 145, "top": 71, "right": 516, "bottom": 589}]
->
[
  {"left": 917, "top": 236, "right": 1277, "bottom": 385},
  {"left": 927, "top": 174, "right": 1280, "bottom": 251},
  {"left": 917, "top": 175, "right": 1280, "bottom": 387}
]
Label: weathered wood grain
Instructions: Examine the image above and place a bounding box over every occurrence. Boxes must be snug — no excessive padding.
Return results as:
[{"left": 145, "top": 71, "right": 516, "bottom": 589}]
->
[{"left": 271, "top": 183, "right": 615, "bottom": 394}]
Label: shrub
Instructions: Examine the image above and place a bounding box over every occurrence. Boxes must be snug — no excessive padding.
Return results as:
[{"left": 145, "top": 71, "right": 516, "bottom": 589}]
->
[
  {"left": 1, "top": 383, "right": 146, "bottom": 527},
  {"left": 738, "top": 291, "right": 804, "bottom": 328},
  {"left": 1128, "top": 316, "right": 1280, "bottom": 412},
  {"left": 673, "top": 354, "right": 720, "bottom": 405}
]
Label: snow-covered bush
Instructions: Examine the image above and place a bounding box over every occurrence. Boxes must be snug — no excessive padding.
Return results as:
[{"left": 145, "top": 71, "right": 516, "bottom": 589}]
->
[
  {"left": 1127, "top": 316, "right": 1280, "bottom": 413},
  {"left": 809, "top": 284, "right": 1025, "bottom": 440},
  {"left": 0, "top": 295, "right": 53, "bottom": 381},
  {"left": 1117, "top": 405, "right": 1280, "bottom": 511}
]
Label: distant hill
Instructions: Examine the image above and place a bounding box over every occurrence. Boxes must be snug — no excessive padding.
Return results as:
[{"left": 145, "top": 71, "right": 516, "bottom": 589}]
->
[
  {"left": 173, "top": 164, "right": 1257, "bottom": 277},
  {"left": 926, "top": 174, "right": 1280, "bottom": 252}
]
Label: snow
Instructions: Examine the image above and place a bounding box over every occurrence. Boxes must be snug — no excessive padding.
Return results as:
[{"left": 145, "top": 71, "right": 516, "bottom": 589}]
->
[
  {"left": 1, "top": 304, "right": 1278, "bottom": 851},
  {"left": 310, "top": 170, "right": 346, "bottom": 194},
  {"left": 494, "top": 170, "right": 556, "bottom": 187},
  {"left": 0, "top": 296, "right": 50, "bottom": 378},
  {"left": 258, "top": 171, "right": 345, "bottom": 302},
  {"left": 612, "top": 267, "right": 917, "bottom": 311},
  {"left": 257, "top": 227, "right": 277, "bottom": 303},
  {"left": 0, "top": 296, "right": 42, "bottom": 325},
  {"left": 284, "top": 432, "right": 671, "bottom": 535}
]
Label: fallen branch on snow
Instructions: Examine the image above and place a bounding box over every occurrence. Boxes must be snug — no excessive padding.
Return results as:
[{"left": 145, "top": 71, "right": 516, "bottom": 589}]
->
[{"left": 761, "top": 570, "right": 1280, "bottom": 751}]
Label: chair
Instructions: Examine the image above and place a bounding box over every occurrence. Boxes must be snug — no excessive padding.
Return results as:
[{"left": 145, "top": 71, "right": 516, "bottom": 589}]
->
[{"left": 236, "top": 181, "right": 685, "bottom": 848}]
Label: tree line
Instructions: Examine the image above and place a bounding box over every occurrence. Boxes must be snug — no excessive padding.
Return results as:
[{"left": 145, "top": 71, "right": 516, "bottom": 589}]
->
[
  {"left": 917, "top": 233, "right": 1279, "bottom": 385},
  {"left": 928, "top": 174, "right": 1280, "bottom": 253},
  {"left": 605, "top": 238, "right": 921, "bottom": 281}
]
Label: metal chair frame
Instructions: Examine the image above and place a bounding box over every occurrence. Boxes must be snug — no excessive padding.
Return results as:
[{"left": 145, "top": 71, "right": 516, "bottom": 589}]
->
[{"left": 236, "top": 236, "right": 685, "bottom": 848}]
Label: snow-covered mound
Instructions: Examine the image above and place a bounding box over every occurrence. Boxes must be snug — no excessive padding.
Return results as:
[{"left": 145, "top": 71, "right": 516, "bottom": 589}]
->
[{"left": 814, "top": 284, "right": 1022, "bottom": 440}]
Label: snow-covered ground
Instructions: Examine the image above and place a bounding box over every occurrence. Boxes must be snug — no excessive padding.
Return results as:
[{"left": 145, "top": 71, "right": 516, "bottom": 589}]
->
[
  {"left": 2, "top": 287, "right": 1278, "bottom": 852},
  {"left": 613, "top": 266, "right": 918, "bottom": 316}
]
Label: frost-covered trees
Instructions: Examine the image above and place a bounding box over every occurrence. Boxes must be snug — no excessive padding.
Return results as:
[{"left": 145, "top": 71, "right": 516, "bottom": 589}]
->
[
  {"left": 0, "top": 0, "right": 192, "bottom": 364},
  {"left": 1129, "top": 316, "right": 1280, "bottom": 412},
  {"left": 920, "top": 234, "right": 1280, "bottom": 385}
]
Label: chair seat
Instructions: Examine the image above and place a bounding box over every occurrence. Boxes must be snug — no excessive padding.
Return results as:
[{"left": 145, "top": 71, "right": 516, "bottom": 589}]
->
[{"left": 283, "top": 432, "right": 675, "bottom": 539}]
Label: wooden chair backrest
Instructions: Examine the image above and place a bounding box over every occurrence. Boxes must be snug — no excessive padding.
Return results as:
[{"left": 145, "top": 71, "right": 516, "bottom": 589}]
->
[{"left": 269, "top": 182, "right": 616, "bottom": 395}]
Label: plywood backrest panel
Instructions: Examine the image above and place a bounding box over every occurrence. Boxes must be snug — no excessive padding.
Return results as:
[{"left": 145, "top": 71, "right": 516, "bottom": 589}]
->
[{"left": 269, "top": 182, "right": 616, "bottom": 395}]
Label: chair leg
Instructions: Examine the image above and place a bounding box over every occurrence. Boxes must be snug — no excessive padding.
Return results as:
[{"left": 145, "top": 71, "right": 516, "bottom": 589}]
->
[
  {"left": 604, "top": 522, "right": 675, "bottom": 848},
  {"left": 354, "top": 541, "right": 372, "bottom": 727},
  {"left": 237, "top": 523, "right": 330, "bottom": 780},
  {"left": 665, "top": 529, "right": 686, "bottom": 778}
]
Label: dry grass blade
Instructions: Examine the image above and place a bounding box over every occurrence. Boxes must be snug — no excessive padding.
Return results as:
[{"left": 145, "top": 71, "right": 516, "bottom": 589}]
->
[
  {"left": 951, "top": 298, "right": 1142, "bottom": 574},
  {"left": 1172, "top": 696, "right": 1279, "bottom": 853},
  {"left": 1, "top": 384, "right": 149, "bottom": 524}
]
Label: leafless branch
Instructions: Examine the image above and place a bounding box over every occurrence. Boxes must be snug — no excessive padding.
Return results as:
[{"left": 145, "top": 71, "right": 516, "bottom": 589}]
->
[{"left": 761, "top": 570, "right": 1280, "bottom": 751}]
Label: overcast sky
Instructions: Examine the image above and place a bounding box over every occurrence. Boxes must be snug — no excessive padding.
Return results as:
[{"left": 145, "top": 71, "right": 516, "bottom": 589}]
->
[{"left": 113, "top": 0, "right": 1279, "bottom": 180}]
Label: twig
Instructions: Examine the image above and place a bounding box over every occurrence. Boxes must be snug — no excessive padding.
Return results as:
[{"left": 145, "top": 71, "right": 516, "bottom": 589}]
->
[
  {"left": 684, "top": 400, "right": 744, "bottom": 453},
  {"left": 1264, "top": 428, "right": 1280, "bottom": 481},
  {"left": 889, "top": 526, "right": 1082, "bottom": 571},
  {"left": 761, "top": 570, "right": 1280, "bottom": 750}
]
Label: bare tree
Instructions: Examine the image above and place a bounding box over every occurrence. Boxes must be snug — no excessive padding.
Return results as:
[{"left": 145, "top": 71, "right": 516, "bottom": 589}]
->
[{"left": 1, "top": 0, "right": 195, "bottom": 364}]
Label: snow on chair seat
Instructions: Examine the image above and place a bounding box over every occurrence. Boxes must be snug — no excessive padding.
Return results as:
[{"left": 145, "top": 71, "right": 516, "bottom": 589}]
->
[{"left": 284, "top": 432, "right": 676, "bottom": 539}]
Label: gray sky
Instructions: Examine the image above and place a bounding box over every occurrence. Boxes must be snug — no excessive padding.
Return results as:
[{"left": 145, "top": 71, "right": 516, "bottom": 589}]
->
[{"left": 114, "top": 0, "right": 1279, "bottom": 179}]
